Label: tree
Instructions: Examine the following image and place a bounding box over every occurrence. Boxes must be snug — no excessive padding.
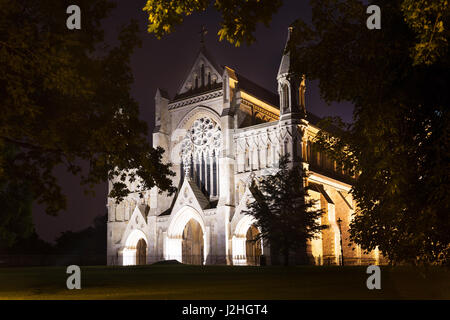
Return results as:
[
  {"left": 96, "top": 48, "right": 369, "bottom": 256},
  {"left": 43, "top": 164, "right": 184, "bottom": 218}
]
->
[
  {"left": 143, "top": 0, "right": 450, "bottom": 64},
  {"left": 0, "top": 0, "right": 176, "bottom": 216},
  {"left": 289, "top": 0, "right": 450, "bottom": 265},
  {"left": 142, "top": 0, "right": 450, "bottom": 265},
  {"left": 142, "top": 0, "right": 282, "bottom": 46},
  {"left": 54, "top": 213, "right": 106, "bottom": 256},
  {"left": 0, "top": 230, "right": 54, "bottom": 255},
  {"left": 0, "top": 144, "right": 33, "bottom": 248},
  {"left": 244, "top": 155, "right": 326, "bottom": 266},
  {"left": 401, "top": 0, "right": 450, "bottom": 66}
]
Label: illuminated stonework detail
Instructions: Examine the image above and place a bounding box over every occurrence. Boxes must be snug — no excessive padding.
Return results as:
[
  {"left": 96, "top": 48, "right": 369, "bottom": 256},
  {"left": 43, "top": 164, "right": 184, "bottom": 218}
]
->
[
  {"left": 180, "top": 117, "right": 221, "bottom": 196},
  {"left": 107, "top": 29, "right": 384, "bottom": 267}
]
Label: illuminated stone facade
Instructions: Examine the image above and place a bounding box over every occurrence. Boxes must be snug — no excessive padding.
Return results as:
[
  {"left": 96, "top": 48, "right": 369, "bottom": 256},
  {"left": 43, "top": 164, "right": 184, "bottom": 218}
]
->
[{"left": 106, "top": 29, "right": 382, "bottom": 266}]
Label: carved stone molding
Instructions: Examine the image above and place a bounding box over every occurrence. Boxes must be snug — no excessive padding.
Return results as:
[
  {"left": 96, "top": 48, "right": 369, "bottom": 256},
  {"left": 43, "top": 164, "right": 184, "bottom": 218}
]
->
[{"left": 169, "top": 90, "right": 223, "bottom": 110}]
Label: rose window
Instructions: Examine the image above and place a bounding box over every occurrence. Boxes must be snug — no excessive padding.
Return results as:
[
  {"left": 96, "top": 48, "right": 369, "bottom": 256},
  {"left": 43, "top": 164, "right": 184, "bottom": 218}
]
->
[{"left": 180, "top": 117, "right": 222, "bottom": 197}]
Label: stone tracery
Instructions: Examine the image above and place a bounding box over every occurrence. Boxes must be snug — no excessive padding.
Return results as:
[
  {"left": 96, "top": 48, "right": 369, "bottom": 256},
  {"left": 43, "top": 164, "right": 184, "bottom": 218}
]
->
[{"left": 180, "top": 117, "right": 222, "bottom": 197}]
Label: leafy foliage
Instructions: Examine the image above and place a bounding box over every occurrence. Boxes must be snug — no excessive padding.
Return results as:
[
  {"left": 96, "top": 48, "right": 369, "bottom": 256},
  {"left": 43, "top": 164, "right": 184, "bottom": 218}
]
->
[
  {"left": 401, "top": 0, "right": 450, "bottom": 65},
  {"left": 1, "top": 213, "right": 106, "bottom": 263},
  {"left": 244, "top": 155, "right": 326, "bottom": 265},
  {"left": 143, "top": 0, "right": 282, "bottom": 46},
  {"left": 0, "top": 0, "right": 176, "bottom": 216},
  {"left": 142, "top": 0, "right": 450, "bottom": 63},
  {"left": 0, "top": 231, "right": 54, "bottom": 255},
  {"left": 0, "top": 145, "right": 33, "bottom": 248},
  {"left": 290, "top": 0, "right": 450, "bottom": 265},
  {"left": 54, "top": 213, "right": 106, "bottom": 256}
]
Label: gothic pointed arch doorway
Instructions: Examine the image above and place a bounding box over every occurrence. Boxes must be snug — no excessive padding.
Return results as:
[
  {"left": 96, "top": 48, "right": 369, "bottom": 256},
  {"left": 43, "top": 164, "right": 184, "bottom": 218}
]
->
[
  {"left": 136, "top": 239, "right": 147, "bottom": 265},
  {"left": 122, "top": 229, "right": 148, "bottom": 266},
  {"left": 232, "top": 215, "right": 263, "bottom": 265},
  {"left": 166, "top": 206, "right": 208, "bottom": 264},
  {"left": 245, "top": 225, "right": 262, "bottom": 266},
  {"left": 182, "top": 218, "right": 204, "bottom": 265}
]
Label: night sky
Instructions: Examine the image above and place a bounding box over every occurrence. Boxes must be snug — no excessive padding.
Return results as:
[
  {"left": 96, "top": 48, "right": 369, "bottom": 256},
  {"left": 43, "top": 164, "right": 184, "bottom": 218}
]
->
[{"left": 33, "top": 0, "right": 354, "bottom": 243}]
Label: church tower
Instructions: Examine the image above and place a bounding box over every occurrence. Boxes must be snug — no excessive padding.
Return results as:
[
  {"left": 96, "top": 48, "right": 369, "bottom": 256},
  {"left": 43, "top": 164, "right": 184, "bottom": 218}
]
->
[
  {"left": 277, "top": 27, "right": 306, "bottom": 121},
  {"left": 277, "top": 27, "right": 308, "bottom": 166},
  {"left": 277, "top": 27, "right": 306, "bottom": 120}
]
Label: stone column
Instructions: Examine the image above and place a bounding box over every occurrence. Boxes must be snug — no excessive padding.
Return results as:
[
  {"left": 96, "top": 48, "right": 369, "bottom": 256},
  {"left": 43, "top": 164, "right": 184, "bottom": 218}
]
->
[
  {"left": 216, "top": 67, "right": 237, "bottom": 264},
  {"left": 147, "top": 215, "right": 157, "bottom": 264},
  {"left": 150, "top": 89, "right": 172, "bottom": 216}
]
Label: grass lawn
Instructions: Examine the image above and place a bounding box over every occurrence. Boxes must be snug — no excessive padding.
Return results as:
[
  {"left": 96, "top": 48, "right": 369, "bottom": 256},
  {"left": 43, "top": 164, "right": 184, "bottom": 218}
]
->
[{"left": 0, "top": 264, "right": 448, "bottom": 300}]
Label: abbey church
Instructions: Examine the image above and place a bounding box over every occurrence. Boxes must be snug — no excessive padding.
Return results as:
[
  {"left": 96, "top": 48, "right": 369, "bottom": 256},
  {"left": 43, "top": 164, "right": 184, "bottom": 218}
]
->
[{"left": 106, "top": 29, "right": 382, "bottom": 266}]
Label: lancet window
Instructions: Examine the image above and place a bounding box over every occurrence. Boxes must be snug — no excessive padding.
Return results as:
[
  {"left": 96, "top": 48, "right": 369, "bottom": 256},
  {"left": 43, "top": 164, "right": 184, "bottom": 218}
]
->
[{"left": 180, "top": 117, "right": 222, "bottom": 197}]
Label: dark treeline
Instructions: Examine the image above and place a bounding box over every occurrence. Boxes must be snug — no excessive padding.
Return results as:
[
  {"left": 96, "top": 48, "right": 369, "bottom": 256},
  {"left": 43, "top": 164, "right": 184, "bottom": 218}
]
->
[{"left": 0, "top": 213, "right": 106, "bottom": 267}]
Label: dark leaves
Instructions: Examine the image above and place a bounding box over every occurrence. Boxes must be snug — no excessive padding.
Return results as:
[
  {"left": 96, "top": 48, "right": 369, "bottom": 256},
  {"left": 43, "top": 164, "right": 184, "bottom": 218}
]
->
[
  {"left": 0, "top": 0, "right": 175, "bottom": 215},
  {"left": 244, "top": 154, "right": 327, "bottom": 264}
]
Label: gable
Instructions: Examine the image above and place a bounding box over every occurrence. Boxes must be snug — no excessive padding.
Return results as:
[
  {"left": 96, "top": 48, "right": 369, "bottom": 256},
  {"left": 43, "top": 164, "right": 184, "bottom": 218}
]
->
[
  {"left": 171, "top": 178, "right": 210, "bottom": 215},
  {"left": 119, "top": 205, "right": 148, "bottom": 245},
  {"left": 232, "top": 185, "right": 254, "bottom": 221},
  {"left": 177, "top": 49, "right": 223, "bottom": 95}
]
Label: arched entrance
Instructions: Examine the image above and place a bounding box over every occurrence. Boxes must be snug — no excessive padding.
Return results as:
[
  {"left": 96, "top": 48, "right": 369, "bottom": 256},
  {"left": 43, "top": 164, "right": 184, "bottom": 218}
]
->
[
  {"left": 166, "top": 206, "right": 208, "bottom": 264},
  {"left": 182, "top": 219, "right": 204, "bottom": 265},
  {"left": 232, "top": 215, "right": 263, "bottom": 266},
  {"left": 136, "top": 239, "right": 147, "bottom": 265},
  {"left": 122, "top": 229, "right": 148, "bottom": 266},
  {"left": 245, "top": 225, "right": 262, "bottom": 266}
]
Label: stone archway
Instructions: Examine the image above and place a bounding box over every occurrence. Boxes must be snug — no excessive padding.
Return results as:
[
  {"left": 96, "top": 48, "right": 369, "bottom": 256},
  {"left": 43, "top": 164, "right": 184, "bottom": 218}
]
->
[
  {"left": 166, "top": 206, "right": 208, "bottom": 264},
  {"left": 136, "top": 239, "right": 147, "bottom": 265},
  {"left": 175, "top": 106, "right": 221, "bottom": 133},
  {"left": 232, "top": 215, "right": 263, "bottom": 266},
  {"left": 245, "top": 225, "right": 262, "bottom": 266},
  {"left": 122, "top": 229, "right": 148, "bottom": 266},
  {"left": 182, "top": 219, "right": 204, "bottom": 265}
]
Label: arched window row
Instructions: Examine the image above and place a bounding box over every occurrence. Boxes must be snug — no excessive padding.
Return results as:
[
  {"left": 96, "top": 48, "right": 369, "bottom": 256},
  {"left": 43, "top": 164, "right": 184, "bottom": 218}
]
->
[{"left": 236, "top": 143, "right": 280, "bottom": 173}]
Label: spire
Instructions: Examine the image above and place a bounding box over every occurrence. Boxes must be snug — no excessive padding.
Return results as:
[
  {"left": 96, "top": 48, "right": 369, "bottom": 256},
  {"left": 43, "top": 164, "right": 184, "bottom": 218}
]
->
[
  {"left": 277, "top": 26, "right": 293, "bottom": 79},
  {"left": 155, "top": 88, "right": 169, "bottom": 100},
  {"left": 277, "top": 26, "right": 306, "bottom": 120}
]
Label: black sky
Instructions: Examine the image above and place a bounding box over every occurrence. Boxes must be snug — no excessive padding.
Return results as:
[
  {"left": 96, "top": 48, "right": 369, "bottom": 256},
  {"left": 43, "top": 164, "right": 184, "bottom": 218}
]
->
[{"left": 33, "top": 0, "right": 354, "bottom": 243}]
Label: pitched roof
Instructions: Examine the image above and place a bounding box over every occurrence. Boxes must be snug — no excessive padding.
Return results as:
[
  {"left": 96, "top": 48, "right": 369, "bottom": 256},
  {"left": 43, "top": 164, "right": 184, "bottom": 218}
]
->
[
  {"left": 200, "top": 45, "right": 223, "bottom": 77},
  {"left": 175, "top": 45, "right": 224, "bottom": 98},
  {"left": 235, "top": 72, "right": 280, "bottom": 107},
  {"left": 186, "top": 179, "right": 210, "bottom": 209},
  {"left": 169, "top": 39, "right": 340, "bottom": 131},
  {"left": 158, "top": 178, "right": 212, "bottom": 216}
]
